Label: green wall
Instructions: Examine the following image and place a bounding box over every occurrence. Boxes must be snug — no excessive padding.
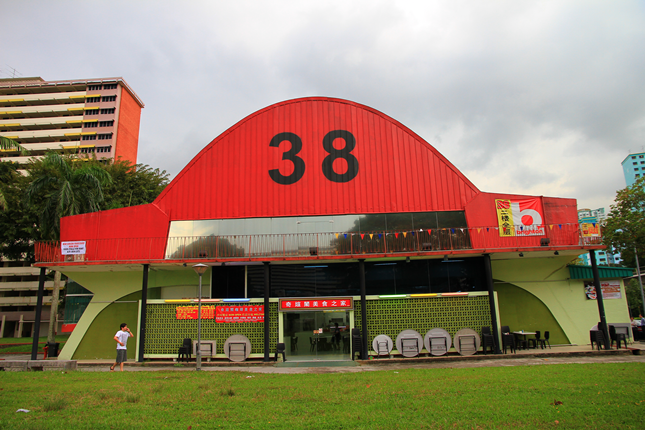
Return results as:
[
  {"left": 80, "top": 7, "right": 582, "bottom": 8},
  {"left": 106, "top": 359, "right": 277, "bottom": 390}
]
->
[
  {"left": 494, "top": 283, "right": 568, "bottom": 344},
  {"left": 72, "top": 291, "right": 140, "bottom": 360}
]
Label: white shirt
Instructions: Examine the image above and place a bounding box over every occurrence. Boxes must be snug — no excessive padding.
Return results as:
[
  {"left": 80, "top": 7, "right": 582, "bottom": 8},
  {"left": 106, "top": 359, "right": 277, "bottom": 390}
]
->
[{"left": 115, "top": 330, "right": 131, "bottom": 350}]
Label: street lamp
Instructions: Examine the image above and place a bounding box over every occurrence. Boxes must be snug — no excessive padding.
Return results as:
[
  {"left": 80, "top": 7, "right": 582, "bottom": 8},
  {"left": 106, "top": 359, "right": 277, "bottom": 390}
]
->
[{"left": 192, "top": 263, "right": 208, "bottom": 371}]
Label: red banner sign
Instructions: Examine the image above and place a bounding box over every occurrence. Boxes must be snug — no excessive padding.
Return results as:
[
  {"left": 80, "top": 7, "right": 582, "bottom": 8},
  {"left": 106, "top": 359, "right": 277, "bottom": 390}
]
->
[
  {"left": 279, "top": 297, "right": 353, "bottom": 311},
  {"left": 216, "top": 305, "right": 264, "bottom": 323},
  {"left": 175, "top": 305, "right": 216, "bottom": 320}
]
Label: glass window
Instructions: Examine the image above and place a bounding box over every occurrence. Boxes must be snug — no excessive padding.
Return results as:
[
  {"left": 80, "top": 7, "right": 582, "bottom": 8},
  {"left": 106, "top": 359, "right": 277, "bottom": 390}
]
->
[
  {"left": 437, "top": 211, "right": 468, "bottom": 229},
  {"left": 412, "top": 212, "right": 438, "bottom": 230},
  {"left": 357, "top": 214, "right": 386, "bottom": 233},
  {"left": 386, "top": 213, "right": 413, "bottom": 231}
]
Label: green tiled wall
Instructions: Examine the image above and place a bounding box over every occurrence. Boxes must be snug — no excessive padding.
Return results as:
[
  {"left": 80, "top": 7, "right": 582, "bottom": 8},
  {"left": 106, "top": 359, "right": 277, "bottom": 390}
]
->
[
  {"left": 354, "top": 296, "right": 492, "bottom": 343},
  {"left": 144, "top": 303, "right": 278, "bottom": 355}
]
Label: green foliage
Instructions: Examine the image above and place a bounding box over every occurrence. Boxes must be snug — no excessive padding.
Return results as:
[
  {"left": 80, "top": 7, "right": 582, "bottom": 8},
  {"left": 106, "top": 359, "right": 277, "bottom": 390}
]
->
[
  {"left": 0, "top": 162, "right": 39, "bottom": 261},
  {"left": 625, "top": 278, "right": 645, "bottom": 317},
  {"left": 0, "top": 135, "right": 29, "bottom": 155},
  {"left": 26, "top": 151, "right": 113, "bottom": 240},
  {"left": 99, "top": 159, "right": 169, "bottom": 210},
  {"left": 602, "top": 176, "right": 645, "bottom": 268}
]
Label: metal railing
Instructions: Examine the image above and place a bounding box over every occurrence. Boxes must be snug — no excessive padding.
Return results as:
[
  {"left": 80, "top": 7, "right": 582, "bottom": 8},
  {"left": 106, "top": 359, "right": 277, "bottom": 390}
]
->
[{"left": 34, "top": 223, "right": 601, "bottom": 264}]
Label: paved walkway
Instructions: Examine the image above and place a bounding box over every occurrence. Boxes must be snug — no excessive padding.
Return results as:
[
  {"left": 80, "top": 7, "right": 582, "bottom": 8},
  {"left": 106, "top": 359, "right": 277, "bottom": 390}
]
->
[{"left": 4, "top": 343, "right": 644, "bottom": 374}]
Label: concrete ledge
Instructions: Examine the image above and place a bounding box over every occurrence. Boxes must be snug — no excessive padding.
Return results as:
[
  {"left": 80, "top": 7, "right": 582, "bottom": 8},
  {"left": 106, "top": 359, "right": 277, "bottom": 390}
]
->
[
  {"left": 0, "top": 360, "right": 77, "bottom": 371},
  {"left": 357, "top": 348, "right": 633, "bottom": 366}
]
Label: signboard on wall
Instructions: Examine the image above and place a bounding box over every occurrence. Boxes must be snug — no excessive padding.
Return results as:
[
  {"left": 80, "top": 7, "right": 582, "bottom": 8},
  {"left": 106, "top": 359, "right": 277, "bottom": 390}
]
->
[
  {"left": 581, "top": 223, "right": 601, "bottom": 237},
  {"left": 61, "top": 241, "right": 86, "bottom": 255},
  {"left": 175, "top": 305, "right": 216, "bottom": 320},
  {"left": 279, "top": 297, "right": 353, "bottom": 311},
  {"left": 495, "top": 199, "right": 545, "bottom": 237},
  {"left": 584, "top": 281, "right": 622, "bottom": 300},
  {"left": 215, "top": 305, "right": 264, "bottom": 323}
]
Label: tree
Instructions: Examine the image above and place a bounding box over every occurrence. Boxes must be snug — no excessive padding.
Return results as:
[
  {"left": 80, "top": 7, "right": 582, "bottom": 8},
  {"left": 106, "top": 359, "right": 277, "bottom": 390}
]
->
[
  {"left": 602, "top": 176, "right": 645, "bottom": 269},
  {"left": 0, "top": 162, "right": 39, "bottom": 261},
  {"left": 99, "top": 158, "right": 169, "bottom": 209},
  {"left": 26, "top": 151, "right": 113, "bottom": 342},
  {"left": 0, "top": 137, "right": 29, "bottom": 209}
]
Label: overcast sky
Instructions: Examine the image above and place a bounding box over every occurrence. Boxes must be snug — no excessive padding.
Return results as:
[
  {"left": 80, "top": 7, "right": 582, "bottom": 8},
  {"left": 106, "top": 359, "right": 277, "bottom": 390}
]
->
[{"left": 3, "top": 0, "right": 644, "bottom": 211}]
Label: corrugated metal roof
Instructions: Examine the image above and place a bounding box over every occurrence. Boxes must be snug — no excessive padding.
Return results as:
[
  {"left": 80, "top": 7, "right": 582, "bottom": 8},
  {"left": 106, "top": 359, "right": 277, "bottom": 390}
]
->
[
  {"left": 155, "top": 97, "right": 480, "bottom": 221},
  {"left": 568, "top": 265, "right": 634, "bottom": 280}
]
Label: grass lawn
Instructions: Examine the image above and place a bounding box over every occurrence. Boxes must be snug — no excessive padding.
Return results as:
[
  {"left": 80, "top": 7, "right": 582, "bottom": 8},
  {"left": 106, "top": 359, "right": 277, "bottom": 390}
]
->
[
  {"left": 0, "top": 336, "right": 69, "bottom": 354},
  {"left": 1, "top": 362, "right": 644, "bottom": 429}
]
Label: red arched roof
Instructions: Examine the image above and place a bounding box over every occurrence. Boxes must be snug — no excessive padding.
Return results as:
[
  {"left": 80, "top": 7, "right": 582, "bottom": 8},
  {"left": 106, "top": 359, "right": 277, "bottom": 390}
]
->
[{"left": 155, "top": 97, "right": 480, "bottom": 220}]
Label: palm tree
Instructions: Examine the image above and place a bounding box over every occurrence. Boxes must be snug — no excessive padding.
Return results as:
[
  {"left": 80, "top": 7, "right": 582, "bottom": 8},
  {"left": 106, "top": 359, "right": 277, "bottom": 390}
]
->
[
  {"left": 0, "top": 137, "right": 29, "bottom": 210},
  {"left": 26, "top": 151, "right": 112, "bottom": 342}
]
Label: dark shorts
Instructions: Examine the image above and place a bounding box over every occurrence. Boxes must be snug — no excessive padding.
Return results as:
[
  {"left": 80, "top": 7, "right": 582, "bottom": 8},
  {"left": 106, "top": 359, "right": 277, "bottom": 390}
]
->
[{"left": 116, "top": 349, "right": 127, "bottom": 363}]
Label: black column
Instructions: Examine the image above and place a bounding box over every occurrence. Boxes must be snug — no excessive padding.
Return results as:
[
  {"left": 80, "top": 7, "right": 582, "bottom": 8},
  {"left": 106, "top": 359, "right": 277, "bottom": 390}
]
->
[
  {"left": 590, "top": 250, "right": 610, "bottom": 349},
  {"left": 31, "top": 267, "right": 47, "bottom": 360},
  {"left": 358, "top": 259, "right": 368, "bottom": 360},
  {"left": 138, "top": 264, "right": 149, "bottom": 362},
  {"left": 484, "top": 254, "right": 502, "bottom": 354},
  {"left": 263, "top": 262, "right": 270, "bottom": 362}
]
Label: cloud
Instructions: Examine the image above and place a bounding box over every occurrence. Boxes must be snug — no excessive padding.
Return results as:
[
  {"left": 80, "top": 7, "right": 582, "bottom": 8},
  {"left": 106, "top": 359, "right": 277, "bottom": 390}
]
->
[{"left": 3, "top": 0, "right": 644, "bottom": 211}]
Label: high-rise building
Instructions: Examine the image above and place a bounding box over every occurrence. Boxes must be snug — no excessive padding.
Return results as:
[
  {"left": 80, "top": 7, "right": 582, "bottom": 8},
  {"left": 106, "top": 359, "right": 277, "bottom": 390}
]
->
[
  {"left": 0, "top": 77, "right": 143, "bottom": 339},
  {"left": 0, "top": 77, "right": 144, "bottom": 167},
  {"left": 621, "top": 151, "right": 645, "bottom": 187},
  {"left": 578, "top": 208, "right": 620, "bottom": 265}
]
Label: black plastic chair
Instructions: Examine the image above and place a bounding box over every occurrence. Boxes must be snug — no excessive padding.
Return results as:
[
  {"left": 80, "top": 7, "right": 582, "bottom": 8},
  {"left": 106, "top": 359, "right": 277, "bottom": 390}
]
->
[
  {"left": 502, "top": 333, "right": 516, "bottom": 354},
  {"left": 543, "top": 331, "right": 551, "bottom": 348},
  {"left": 274, "top": 343, "right": 287, "bottom": 362},
  {"left": 610, "top": 326, "right": 627, "bottom": 350},
  {"left": 290, "top": 336, "right": 298, "bottom": 352},
  {"left": 309, "top": 337, "right": 317, "bottom": 352},
  {"left": 591, "top": 330, "right": 605, "bottom": 350},
  {"left": 481, "top": 326, "right": 495, "bottom": 355},
  {"left": 177, "top": 338, "right": 192, "bottom": 362},
  {"left": 535, "top": 331, "right": 546, "bottom": 349},
  {"left": 351, "top": 328, "right": 363, "bottom": 360}
]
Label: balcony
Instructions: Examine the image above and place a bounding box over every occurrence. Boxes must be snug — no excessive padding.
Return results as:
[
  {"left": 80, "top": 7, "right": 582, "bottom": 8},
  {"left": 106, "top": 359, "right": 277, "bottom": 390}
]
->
[{"left": 34, "top": 223, "right": 602, "bottom": 265}]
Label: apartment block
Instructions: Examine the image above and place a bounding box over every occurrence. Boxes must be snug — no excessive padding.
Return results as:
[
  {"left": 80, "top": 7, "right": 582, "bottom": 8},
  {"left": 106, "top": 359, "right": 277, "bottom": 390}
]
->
[{"left": 0, "top": 77, "right": 144, "bottom": 166}]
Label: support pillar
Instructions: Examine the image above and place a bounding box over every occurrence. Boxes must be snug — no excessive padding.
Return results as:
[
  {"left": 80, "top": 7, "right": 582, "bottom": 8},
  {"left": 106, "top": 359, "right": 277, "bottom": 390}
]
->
[
  {"left": 590, "top": 250, "right": 610, "bottom": 349},
  {"left": 31, "top": 267, "right": 47, "bottom": 360},
  {"left": 263, "top": 262, "right": 270, "bottom": 362},
  {"left": 483, "top": 254, "right": 502, "bottom": 354},
  {"left": 358, "top": 259, "right": 368, "bottom": 360},
  {"left": 138, "top": 264, "right": 149, "bottom": 362},
  {"left": 0, "top": 314, "right": 5, "bottom": 338}
]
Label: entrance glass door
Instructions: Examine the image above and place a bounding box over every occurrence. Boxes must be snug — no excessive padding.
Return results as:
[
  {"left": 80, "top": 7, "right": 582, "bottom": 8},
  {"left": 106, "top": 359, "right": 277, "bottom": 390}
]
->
[{"left": 283, "top": 310, "right": 350, "bottom": 361}]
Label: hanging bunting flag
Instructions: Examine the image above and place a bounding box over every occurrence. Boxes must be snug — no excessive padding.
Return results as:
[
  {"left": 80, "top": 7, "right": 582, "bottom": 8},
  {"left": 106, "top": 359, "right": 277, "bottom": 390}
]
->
[
  {"left": 344, "top": 234, "right": 347, "bottom": 239},
  {"left": 428, "top": 229, "right": 432, "bottom": 234},
  {"left": 486, "top": 228, "right": 489, "bottom": 232},
  {"left": 549, "top": 225, "right": 554, "bottom": 230},
  {"left": 558, "top": 224, "right": 562, "bottom": 229},
  {"left": 395, "top": 233, "right": 399, "bottom": 238},
  {"left": 478, "top": 228, "right": 481, "bottom": 233},
  {"left": 460, "top": 228, "right": 464, "bottom": 232},
  {"left": 592, "top": 223, "right": 596, "bottom": 227},
  {"left": 419, "top": 229, "right": 423, "bottom": 232},
  {"left": 335, "top": 233, "right": 339, "bottom": 239},
  {"left": 520, "top": 226, "right": 523, "bottom": 231},
  {"left": 411, "top": 231, "right": 415, "bottom": 236},
  {"left": 378, "top": 233, "right": 382, "bottom": 239},
  {"left": 403, "top": 232, "right": 407, "bottom": 238},
  {"left": 370, "top": 234, "right": 373, "bottom": 239},
  {"left": 360, "top": 234, "right": 365, "bottom": 239},
  {"left": 451, "top": 228, "right": 455, "bottom": 234}
]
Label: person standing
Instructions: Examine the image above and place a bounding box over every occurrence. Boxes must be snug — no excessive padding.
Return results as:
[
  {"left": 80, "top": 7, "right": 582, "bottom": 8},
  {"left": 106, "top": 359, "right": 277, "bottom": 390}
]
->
[{"left": 110, "top": 323, "right": 134, "bottom": 371}]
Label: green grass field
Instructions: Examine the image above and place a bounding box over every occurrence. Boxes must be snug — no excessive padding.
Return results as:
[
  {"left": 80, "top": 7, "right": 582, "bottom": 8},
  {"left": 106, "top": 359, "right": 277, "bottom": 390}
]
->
[
  {"left": 0, "top": 336, "right": 69, "bottom": 354},
  {"left": 1, "top": 362, "right": 643, "bottom": 429}
]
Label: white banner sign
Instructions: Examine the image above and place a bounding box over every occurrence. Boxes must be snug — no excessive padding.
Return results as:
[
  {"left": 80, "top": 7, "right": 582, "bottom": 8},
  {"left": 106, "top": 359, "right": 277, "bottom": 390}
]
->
[{"left": 61, "top": 241, "right": 86, "bottom": 255}]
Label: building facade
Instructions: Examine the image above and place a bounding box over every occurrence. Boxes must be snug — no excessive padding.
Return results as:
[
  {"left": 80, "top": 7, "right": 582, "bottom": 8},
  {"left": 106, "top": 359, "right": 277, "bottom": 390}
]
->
[
  {"left": 622, "top": 151, "right": 645, "bottom": 187},
  {"left": 0, "top": 76, "right": 143, "bottom": 338},
  {"left": 33, "top": 97, "right": 628, "bottom": 360},
  {"left": 0, "top": 77, "right": 144, "bottom": 166},
  {"left": 577, "top": 208, "right": 620, "bottom": 266}
]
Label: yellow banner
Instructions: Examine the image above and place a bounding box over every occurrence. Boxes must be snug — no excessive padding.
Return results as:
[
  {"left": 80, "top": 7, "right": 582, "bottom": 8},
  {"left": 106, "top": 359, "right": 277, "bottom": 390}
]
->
[{"left": 495, "top": 199, "right": 514, "bottom": 237}]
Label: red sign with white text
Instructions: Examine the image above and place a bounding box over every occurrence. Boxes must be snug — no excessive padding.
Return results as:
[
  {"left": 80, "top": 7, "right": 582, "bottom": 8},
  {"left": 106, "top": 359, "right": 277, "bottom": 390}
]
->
[
  {"left": 279, "top": 298, "right": 353, "bottom": 311},
  {"left": 216, "top": 305, "right": 264, "bottom": 323},
  {"left": 175, "top": 305, "right": 216, "bottom": 320}
]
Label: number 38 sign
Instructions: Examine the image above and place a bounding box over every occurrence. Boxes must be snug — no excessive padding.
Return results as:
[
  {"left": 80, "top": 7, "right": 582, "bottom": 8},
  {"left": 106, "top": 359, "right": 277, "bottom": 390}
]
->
[{"left": 269, "top": 130, "right": 359, "bottom": 185}]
